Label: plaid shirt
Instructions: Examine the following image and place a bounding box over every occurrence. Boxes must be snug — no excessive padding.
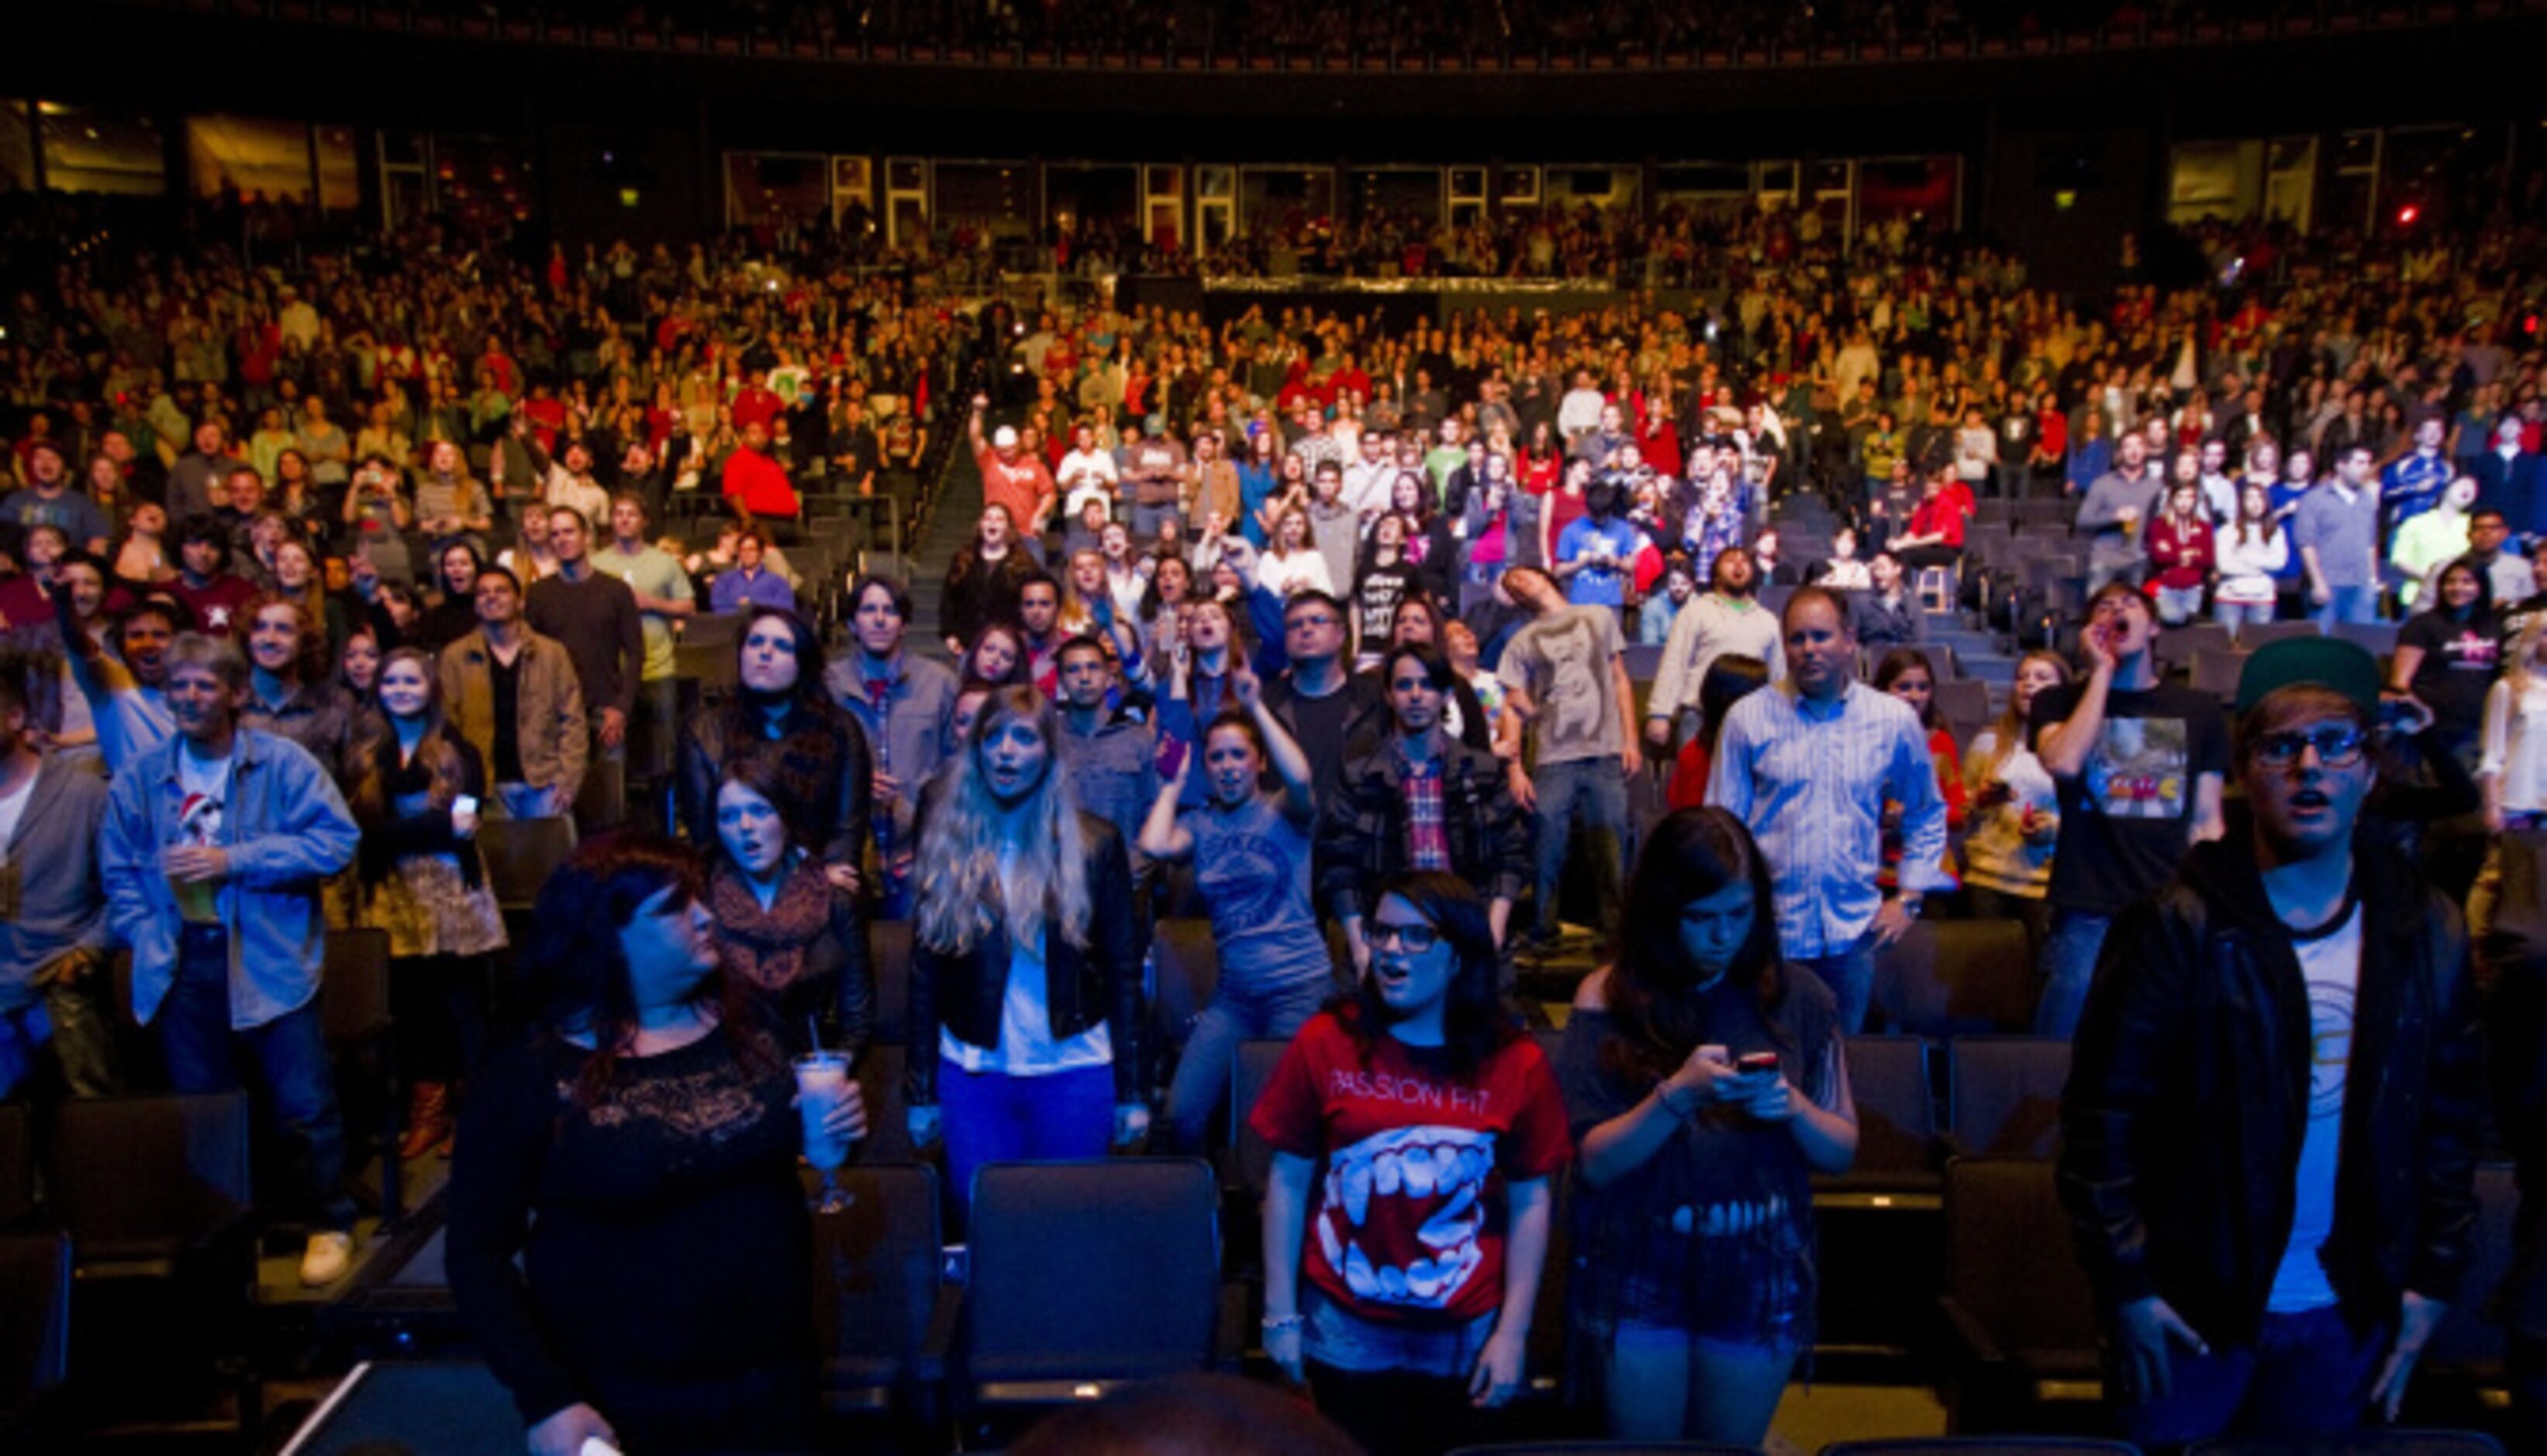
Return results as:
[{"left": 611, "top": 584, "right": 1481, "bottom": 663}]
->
[
  {"left": 1314, "top": 734, "right": 1531, "bottom": 923},
  {"left": 1398, "top": 747, "right": 1451, "bottom": 871}
]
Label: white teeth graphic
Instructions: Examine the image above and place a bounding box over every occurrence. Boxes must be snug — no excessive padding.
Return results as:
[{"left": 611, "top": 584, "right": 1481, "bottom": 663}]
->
[
  {"left": 1373, "top": 1151, "right": 1403, "bottom": 1196},
  {"left": 1344, "top": 1244, "right": 1379, "bottom": 1297},
  {"left": 1461, "top": 1145, "right": 1491, "bottom": 1186},
  {"left": 1377, "top": 1264, "right": 1409, "bottom": 1300},
  {"left": 1401, "top": 1146, "right": 1437, "bottom": 1196},
  {"left": 1406, "top": 1258, "right": 1444, "bottom": 1301},
  {"left": 1319, "top": 1213, "right": 1344, "bottom": 1270},
  {"left": 1418, "top": 1180, "right": 1480, "bottom": 1249},
  {"left": 1342, "top": 1160, "right": 1372, "bottom": 1227}
]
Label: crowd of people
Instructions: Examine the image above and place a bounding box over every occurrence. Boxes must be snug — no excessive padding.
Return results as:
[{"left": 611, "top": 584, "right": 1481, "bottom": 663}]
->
[{"left": 2, "top": 186, "right": 2547, "bottom": 1454}]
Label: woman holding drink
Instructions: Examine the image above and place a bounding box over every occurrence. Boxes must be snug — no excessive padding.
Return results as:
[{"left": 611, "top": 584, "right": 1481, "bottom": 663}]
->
[{"left": 448, "top": 835, "right": 865, "bottom": 1455}]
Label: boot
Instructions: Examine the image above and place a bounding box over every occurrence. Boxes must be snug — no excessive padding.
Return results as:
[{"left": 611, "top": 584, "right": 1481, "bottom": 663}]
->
[{"left": 399, "top": 1081, "right": 453, "bottom": 1161}]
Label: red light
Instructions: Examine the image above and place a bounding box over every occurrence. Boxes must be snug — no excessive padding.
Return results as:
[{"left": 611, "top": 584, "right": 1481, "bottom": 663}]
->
[{"left": 2397, "top": 205, "right": 2420, "bottom": 226}]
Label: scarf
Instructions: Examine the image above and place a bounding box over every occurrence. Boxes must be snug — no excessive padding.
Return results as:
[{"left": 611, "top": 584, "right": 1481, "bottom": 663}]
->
[{"left": 709, "top": 861, "right": 833, "bottom": 993}]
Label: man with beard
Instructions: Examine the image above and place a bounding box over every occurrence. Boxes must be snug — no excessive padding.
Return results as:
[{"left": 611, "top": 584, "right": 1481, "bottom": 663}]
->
[{"left": 1645, "top": 546, "right": 1786, "bottom": 752}]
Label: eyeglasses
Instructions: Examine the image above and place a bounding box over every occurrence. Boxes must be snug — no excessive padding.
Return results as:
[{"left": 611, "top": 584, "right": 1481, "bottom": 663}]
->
[
  {"left": 1368, "top": 921, "right": 1441, "bottom": 954},
  {"left": 2251, "top": 725, "right": 2369, "bottom": 770}
]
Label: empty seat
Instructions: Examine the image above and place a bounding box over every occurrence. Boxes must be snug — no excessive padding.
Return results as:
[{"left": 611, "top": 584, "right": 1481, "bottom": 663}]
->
[
  {"left": 1824, "top": 1036, "right": 1941, "bottom": 1198},
  {"left": 1817, "top": 1036, "right": 1946, "bottom": 1375},
  {"left": 1872, "top": 920, "right": 2035, "bottom": 1037},
  {"left": 2331, "top": 620, "right": 2403, "bottom": 658},
  {"left": 2235, "top": 619, "right": 2322, "bottom": 650},
  {"left": 475, "top": 816, "right": 579, "bottom": 914},
  {"left": 1948, "top": 1037, "right": 2071, "bottom": 1161},
  {"left": 2155, "top": 621, "right": 2233, "bottom": 671},
  {"left": 1151, "top": 919, "right": 1222, "bottom": 1057},
  {"left": 813, "top": 1163, "right": 957, "bottom": 1436},
  {"left": 960, "top": 1159, "right": 1220, "bottom": 1418},
  {"left": 2190, "top": 647, "right": 2252, "bottom": 701},
  {"left": 1937, "top": 1158, "right": 2102, "bottom": 1430},
  {"left": 2419, "top": 1161, "right": 2518, "bottom": 1405}
]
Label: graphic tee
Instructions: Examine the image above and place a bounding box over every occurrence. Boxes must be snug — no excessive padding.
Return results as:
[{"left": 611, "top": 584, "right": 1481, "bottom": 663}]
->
[
  {"left": 1249, "top": 1010, "right": 1571, "bottom": 1327},
  {"left": 173, "top": 747, "right": 233, "bottom": 923},
  {"left": 1497, "top": 605, "right": 1627, "bottom": 765},
  {"left": 1179, "top": 792, "right": 1332, "bottom": 992},
  {"left": 2031, "top": 681, "right": 2229, "bottom": 915},
  {"left": 2267, "top": 899, "right": 2361, "bottom": 1313}
]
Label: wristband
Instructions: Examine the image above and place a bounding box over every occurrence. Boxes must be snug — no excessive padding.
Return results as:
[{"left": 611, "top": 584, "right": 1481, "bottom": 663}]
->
[{"left": 1261, "top": 1313, "right": 1303, "bottom": 1334}]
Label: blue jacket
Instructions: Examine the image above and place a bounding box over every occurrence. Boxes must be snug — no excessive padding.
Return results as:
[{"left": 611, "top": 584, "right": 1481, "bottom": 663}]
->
[{"left": 101, "top": 726, "right": 359, "bottom": 1030}]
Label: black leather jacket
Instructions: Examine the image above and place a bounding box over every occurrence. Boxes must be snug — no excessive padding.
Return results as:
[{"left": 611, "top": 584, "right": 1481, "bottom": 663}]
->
[
  {"left": 904, "top": 814, "right": 1142, "bottom": 1106},
  {"left": 2059, "top": 825, "right": 2483, "bottom": 1346}
]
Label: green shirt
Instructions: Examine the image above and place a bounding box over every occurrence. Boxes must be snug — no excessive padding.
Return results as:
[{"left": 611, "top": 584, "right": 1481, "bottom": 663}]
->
[{"left": 598, "top": 543, "right": 693, "bottom": 681}]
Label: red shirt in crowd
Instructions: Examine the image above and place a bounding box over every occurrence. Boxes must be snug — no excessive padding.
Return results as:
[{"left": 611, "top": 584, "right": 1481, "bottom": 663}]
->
[
  {"left": 976, "top": 442, "right": 1056, "bottom": 532},
  {"left": 1248, "top": 1009, "right": 1571, "bottom": 1328},
  {"left": 721, "top": 446, "right": 801, "bottom": 519}
]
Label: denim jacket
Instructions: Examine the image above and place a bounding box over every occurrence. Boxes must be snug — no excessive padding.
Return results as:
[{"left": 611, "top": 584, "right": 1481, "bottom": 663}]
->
[{"left": 101, "top": 727, "right": 360, "bottom": 1030}]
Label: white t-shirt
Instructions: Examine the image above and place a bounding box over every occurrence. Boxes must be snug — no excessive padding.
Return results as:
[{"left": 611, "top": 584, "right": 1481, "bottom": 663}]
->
[
  {"left": 2266, "top": 899, "right": 2362, "bottom": 1314},
  {"left": 938, "top": 844, "right": 1112, "bottom": 1078}
]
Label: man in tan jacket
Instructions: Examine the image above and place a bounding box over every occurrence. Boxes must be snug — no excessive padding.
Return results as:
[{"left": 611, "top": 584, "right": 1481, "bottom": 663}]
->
[{"left": 438, "top": 565, "right": 587, "bottom": 820}]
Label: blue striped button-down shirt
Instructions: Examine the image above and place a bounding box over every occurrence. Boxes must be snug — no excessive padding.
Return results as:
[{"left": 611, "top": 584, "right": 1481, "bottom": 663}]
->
[{"left": 1706, "top": 678, "right": 1952, "bottom": 959}]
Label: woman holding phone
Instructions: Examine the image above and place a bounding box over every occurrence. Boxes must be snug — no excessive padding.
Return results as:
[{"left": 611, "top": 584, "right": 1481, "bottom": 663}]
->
[{"left": 1559, "top": 807, "right": 1857, "bottom": 1444}]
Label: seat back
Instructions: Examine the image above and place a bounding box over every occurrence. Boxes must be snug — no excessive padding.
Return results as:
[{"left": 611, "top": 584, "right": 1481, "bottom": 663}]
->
[
  {"left": 0, "top": 1102, "right": 30, "bottom": 1227},
  {"left": 2185, "top": 1430, "right": 2505, "bottom": 1455},
  {"left": 0, "top": 1232, "right": 72, "bottom": 1421},
  {"left": 2155, "top": 622, "right": 2234, "bottom": 671},
  {"left": 50, "top": 1093, "right": 254, "bottom": 1251},
  {"left": 1872, "top": 920, "right": 2034, "bottom": 1037},
  {"left": 1841, "top": 1036, "right": 1941, "bottom": 1182},
  {"left": 1943, "top": 1157, "right": 2098, "bottom": 1361},
  {"left": 813, "top": 1164, "right": 942, "bottom": 1396},
  {"left": 1947, "top": 1036, "right": 2071, "bottom": 1160},
  {"left": 965, "top": 1159, "right": 1220, "bottom": 1386},
  {"left": 475, "top": 816, "right": 579, "bottom": 913},
  {"left": 1822, "top": 1440, "right": 2142, "bottom": 1455},
  {"left": 322, "top": 927, "right": 394, "bottom": 1049},
  {"left": 1151, "top": 919, "right": 1221, "bottom": 1052},
  {"left": 869, "top": 920, "right": 912, "bottom": 1045},
  {"left": 2422, "top": 1161, "right": 2518, "bottom": 1376},
  {"left": 1934, "top": 679, "right": 1993, "bottom": 739},
  {"left": 1229, "top": 1040, "right": 1289, "bottom": 1200},
  {"left": 2235, "top": 619, "right": 2324, "bottom": 650},
  {"left": 2190, "top": 647, "right": 2253, "bottom": 701},
  {"left": 854, "top": 1043, "right": 917, "bottom": 1165}
]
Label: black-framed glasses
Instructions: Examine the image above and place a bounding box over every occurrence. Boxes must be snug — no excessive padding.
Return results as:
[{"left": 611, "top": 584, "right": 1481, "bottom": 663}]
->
[
  {"left": 1368, "top": 921, "right": 1441, "bottom": 953},
  {"left": 2251, "top": 725, "right": 2368, "bottom": 770}
]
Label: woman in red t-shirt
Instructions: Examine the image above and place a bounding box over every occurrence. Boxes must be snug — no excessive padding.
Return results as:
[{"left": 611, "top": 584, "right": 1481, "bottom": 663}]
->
[{"left": 1251, "top": 871, "right": 1571, "bottom": 1456}]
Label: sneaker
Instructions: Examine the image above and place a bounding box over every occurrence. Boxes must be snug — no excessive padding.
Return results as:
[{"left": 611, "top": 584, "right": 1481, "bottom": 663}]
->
[{"left": 299, "top": 1230, "right": 355, "bottom": 1288}]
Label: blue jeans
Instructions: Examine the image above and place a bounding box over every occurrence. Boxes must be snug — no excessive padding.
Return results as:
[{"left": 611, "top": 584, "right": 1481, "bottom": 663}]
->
[
  {"left": 2152, "top": 584, "right": 2206, "bottom": 626},
  {"left": 2120, "top": 1304, "right": 2387, "bottom": 1450},
  {"left": 1530, "top": 757, "right": 1633, "bottom": 938},
  {"left": 2035, "top": 907, "right": 2113, "bottom": 1037},
  {"left": 1165, "top": 975, "right": 1334, "bottom": 1152},
  {"left": 1792, "top": 932, "right": 1876, "bottom": 1035},
  {"left": 1131, "top": 502, "right": 1181, "bottom": 541},
  {"left": 157, "top": 924, "right": 354, "bottom": 1230},
  {"left": 2214, "top": 599, "right": 2276, "bottom": 630},
  {"left": 937, "top": 1056, "right": 1113, "bottom": 1215},
  {"left": 2314, "top": 583, "right": 2379, "bottom": 628}
]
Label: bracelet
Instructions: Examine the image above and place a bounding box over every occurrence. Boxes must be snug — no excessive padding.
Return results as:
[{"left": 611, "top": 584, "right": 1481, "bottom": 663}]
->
[{"left": 1261, "top": 1313, "right": 1303, "bottom": 1334}]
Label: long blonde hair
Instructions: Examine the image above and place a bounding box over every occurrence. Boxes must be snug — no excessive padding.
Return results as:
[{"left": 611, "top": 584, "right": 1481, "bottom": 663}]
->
[
  {"left": 914, "top": 685, "right": 1092, "bottom": 955},
  {"left": 2508, "top": 616, "right": 2547, "bottom": 701}
]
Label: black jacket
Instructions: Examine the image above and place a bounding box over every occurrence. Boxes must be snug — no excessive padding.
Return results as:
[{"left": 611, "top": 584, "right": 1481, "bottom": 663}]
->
[
  {"left": 2059, "top": 826, "right": 2483, "bottom": 1346},
  {"left": 904, "top": 814, "right": 1142, "bottom": 1106}
]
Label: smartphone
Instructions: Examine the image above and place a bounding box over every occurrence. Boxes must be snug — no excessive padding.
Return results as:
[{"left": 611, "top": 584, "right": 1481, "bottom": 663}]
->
[
  {"left": 452, "top": 794, "right": 480, "bottom": 819},
  {"left": 1735, "top": 1051, "right": 1780, "bottom": 1075},
  {"left": 1155, "top": 737, "right": 1189, "bottom": 781}
]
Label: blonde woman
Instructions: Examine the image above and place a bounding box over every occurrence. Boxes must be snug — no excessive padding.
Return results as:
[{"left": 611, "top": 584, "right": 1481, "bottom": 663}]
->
[
  {"left": 906, "top": 686, "right": 1148, "bottom": 1215},
  {"left": 1258, "top": 504, "right": 1335, "bottom": 599}
]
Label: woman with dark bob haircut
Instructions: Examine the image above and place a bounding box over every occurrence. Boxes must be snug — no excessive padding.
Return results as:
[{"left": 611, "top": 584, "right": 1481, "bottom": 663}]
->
[
  {"left": 1558, "top": 807, "right": 1858, "bottom": 1445},
  {"left": 675, "top": 606, "right": 873, "bottom": 871},
  {"left": 447, "top": 834, "right": 865, "bottom": 1456},
  {"left": 1251, "top": 870, "right": 1571, "bottom": 1456}
]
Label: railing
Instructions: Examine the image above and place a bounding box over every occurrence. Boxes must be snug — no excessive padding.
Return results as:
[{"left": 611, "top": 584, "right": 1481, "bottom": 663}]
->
[{"left": 108, "top": 0, "right": 2543, "bottom": 75}]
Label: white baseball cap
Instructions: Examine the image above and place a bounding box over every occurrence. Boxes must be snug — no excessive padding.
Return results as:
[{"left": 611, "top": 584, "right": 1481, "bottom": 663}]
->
[{"left": 992, "top": 425, "right": 1020, "bottom": 449}]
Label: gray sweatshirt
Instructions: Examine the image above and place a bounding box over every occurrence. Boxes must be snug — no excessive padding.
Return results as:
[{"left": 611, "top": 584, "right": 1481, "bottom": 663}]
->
[{"left": 0, "top": 752, "right": 114, "bottom": 1014}]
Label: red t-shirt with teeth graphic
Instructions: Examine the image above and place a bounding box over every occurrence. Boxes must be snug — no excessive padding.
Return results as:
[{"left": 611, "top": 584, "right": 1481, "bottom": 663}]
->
[{"left": 1250, "top": 1009, "right": 1572, "bottom": 1327}]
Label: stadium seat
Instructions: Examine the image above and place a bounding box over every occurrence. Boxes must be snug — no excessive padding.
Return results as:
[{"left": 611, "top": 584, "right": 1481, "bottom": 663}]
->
[
  {"left": 2190, "top": 647, "right": 2252, "bottom": 701},
  {"left": 2416, "top": 1161, "right": 2518, "bottom": 1417},
  {"left": 2186, "top": 1432, "right": 2504, "bottom": 1454},
  {"left": 870, "top": 919, "right": 912, "bottom": 1044},
  {"left": 1817, "top": 1037, "right": 1946, "bottom": 1376},
  {"left": 1946, "top": 1036, "right": 2071, "bottom": 1161},
  {"left": 958, "top": 1159, "right": 1221, "bottom": 1426},
  {"left": 1872, "top": 920, "right": 2035, "bottom": 1037},
  {"left": 812, "top": 1162, "right": 958, "bottom": 1443},
  {"left": 321, "top": 926, "right": 403, "bottom": 1224},
  {"left": 0, "top": 1102, "right": 30, "bottom": 1228},
  {"left": 2236, "top": 619, "right": 2324, "bottom": 650},
  {"left": 2155, "top": 621, "right": 2233, "bottom": 673},
  {"left": 476, "top": 815, "right": 579, "bottom": 914},
  {"left": 1825, "top": 1036, "right": 1943, "bottom": 1197},
  {"left": 0, "top": 1232, "right": 71, "bottom": 1441},
  {"left": 1227, "top": 1039, "right": 1288, "bottom": 1202},
  {"left": 1937, "top": 1158, "right": 2102, "bottom": 1432}
]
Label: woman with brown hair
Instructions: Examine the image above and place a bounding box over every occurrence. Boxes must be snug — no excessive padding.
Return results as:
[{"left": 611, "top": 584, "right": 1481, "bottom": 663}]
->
[{"left": 347, "top": 646, "right": 506, "bottom": 1157}]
